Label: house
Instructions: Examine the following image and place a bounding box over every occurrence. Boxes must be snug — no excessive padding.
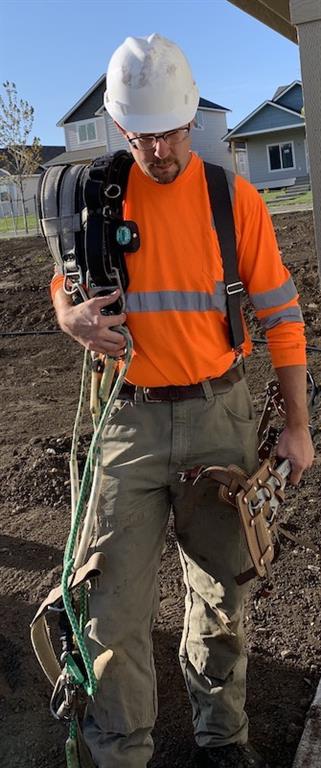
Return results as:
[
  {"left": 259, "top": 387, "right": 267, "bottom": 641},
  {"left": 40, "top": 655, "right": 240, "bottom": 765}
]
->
[
  {"left": 223, "top": 81, "right": 308, "bottom": 190},
  {"left": 45, "top": 74, "right": 232, "bottom": 169},
  {"left": 225, "top": 1, "right": 321, "bottom": 277},
  {"left": 0, "top": 146, "right": 65, "bottom": 218}
]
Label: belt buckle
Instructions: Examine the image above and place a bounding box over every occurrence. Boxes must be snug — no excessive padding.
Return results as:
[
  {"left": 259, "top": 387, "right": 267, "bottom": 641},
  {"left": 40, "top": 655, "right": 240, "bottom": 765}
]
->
[{"left": 143, "top": 387, "right": 162, "bottom": 403}]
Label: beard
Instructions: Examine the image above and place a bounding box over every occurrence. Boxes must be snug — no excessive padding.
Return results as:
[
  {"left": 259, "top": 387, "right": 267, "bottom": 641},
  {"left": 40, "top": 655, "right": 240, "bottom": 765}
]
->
[{"left": 146, "top": 158, "right": 181, "bottom": 184}]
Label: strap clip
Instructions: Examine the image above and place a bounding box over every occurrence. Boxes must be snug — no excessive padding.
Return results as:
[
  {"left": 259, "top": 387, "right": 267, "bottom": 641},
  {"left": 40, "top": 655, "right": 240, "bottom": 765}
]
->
[
  {"left": 226, "top": 281, "right": 244, "bottom": 296},
  {"left": 105, "top": 183, "right": 122, "bottom": 199}
]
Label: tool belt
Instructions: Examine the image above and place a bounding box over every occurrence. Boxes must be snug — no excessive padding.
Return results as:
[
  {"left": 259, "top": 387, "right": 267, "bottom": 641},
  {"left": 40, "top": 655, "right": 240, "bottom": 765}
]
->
[{"left": 119, "top": 360, "right": 245, "bottom": 403}]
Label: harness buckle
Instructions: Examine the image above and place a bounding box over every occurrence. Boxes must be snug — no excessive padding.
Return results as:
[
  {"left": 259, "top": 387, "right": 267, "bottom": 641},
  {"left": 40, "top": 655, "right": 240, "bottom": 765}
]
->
[
  {"left": 87, "top": 267, "right": 126, "bottom": 314},
  {"left": 105, "top": 183, "right": 122, "bottom": 199},
  {"left": 226, "top": 281, "right": 244, "bottom": 296},
  {"left": 50, "top": 672, "right": 78, "bottom": 721}
]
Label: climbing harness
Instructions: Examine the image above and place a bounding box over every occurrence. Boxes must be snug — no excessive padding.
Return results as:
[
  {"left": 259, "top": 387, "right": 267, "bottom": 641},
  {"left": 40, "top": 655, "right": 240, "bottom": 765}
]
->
[
  {"left": 179, "top": 370, "right": 321, "bottom": 586},
  {"left": 38, "top": 150, "right": 139, "bottom": 310}
]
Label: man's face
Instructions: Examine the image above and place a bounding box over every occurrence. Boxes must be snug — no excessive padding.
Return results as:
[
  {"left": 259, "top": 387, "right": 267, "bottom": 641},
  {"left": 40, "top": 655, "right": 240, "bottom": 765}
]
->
[{"left": 120, "top": 124, "right": 192, "bottom": 184}]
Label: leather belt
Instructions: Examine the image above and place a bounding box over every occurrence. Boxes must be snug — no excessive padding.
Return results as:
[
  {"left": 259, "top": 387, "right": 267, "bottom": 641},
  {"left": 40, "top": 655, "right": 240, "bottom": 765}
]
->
[{"left": 119, "top": 361, "right": 245, "bottom": 403}]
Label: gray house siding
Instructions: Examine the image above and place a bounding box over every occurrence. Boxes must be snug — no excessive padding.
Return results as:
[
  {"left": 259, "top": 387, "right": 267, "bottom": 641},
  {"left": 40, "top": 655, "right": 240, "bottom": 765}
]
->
[
  {"left": 247, "top": 128, "right": 307, "bottom": 187},
  {"left": 105, "top": 114, "right": 129, "bottom": 152},
  {"left": 191, "top": 110, "right": 232, "bottom": 168},
  {"left": 236, "top": 103, "right": 304, "bottom": 134},
  {"left": 276, "top": 83, "right": 303, "bottom": 113},
  {"left": 0, "top": 173, "right": 39, "bottom": 218},
  {"left": 65, "top": 116, "right": 107, "bottom": 151}
]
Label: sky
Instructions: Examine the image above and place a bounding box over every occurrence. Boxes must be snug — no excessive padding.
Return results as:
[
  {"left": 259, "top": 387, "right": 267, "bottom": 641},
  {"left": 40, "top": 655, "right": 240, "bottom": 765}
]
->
[{"left": 0, "top": 0, "right": 301, "bottom": 147}]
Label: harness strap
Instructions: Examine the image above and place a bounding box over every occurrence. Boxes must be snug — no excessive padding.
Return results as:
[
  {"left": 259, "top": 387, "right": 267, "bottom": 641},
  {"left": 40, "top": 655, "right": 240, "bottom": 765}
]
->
[
  {"left": 30, "top": 552, "right": 105, "bottom": 687},
  {"left": 204, "top": 163, "right": 244, "bottom": 350},
  {"left": 40, "top": 165, "right": 68, "bottom": 269},
  {"left": 59, "top": 164, "right": 86, "bottom": 259},
  {"left": 84, "top": 151, "right": 136, "bottom": 291}
]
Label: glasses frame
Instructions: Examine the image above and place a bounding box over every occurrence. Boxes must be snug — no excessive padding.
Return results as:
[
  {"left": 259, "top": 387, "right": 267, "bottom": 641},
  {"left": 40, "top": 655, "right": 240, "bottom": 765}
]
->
[{"left": 127, "top": 123, "right": 191, "bottom": 151}]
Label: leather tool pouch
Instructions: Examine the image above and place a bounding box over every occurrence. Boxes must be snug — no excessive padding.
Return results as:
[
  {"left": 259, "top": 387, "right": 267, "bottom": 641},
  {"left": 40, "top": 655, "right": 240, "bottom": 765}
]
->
[{"left": 181, "top": 459, "right": 286, "bottom": 585}]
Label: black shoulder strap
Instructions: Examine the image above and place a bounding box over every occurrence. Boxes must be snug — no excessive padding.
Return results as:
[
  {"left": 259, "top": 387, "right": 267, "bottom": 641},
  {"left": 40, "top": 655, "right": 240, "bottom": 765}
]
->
[
  {"left": 204, "top": 163, "right": 244, "bottom": 350},
  {"left": 84, "top": 150, "right": 139, "bottom": 293}
]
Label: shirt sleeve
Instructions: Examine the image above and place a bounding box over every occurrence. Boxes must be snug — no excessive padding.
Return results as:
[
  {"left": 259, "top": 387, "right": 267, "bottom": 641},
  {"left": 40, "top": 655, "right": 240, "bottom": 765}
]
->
[
  {"left": 50, "top": 273, "right": 64, "bottom": 301},
  {"left": 233, "top": 174, "right": 306, "bottom": 368}
]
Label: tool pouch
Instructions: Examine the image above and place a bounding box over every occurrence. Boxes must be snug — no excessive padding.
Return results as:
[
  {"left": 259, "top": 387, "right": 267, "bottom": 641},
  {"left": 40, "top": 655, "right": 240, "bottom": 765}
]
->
[
  {"left": 180, "top": 459, "right": 286, "bottom": 584},
  {"left": 232, "top": 461, "right": 285, "bottom": 583}
]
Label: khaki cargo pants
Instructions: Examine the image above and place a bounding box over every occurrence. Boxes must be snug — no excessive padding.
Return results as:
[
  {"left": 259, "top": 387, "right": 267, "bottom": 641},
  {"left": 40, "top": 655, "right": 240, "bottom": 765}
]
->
[{"left": 84, "top": 376, "right": 258, "bottom": 768}]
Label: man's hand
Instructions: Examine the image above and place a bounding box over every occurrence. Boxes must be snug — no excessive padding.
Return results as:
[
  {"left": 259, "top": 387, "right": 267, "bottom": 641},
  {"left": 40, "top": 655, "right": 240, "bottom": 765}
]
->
[
  {"left": 276, "top": 424, "right": 314, "bottom": 485},
  {"left": 54, "top": 288, "right": 127, "bottom": 356},
  {"left": 274, "top": 365, "right": 315, "bottom": 484}
]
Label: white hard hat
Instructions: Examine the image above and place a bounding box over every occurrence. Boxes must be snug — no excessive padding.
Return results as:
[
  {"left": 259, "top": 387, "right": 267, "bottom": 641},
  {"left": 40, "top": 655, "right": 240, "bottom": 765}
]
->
[{"left": 104, "top": 33, "right": 199, "bottom": 133}]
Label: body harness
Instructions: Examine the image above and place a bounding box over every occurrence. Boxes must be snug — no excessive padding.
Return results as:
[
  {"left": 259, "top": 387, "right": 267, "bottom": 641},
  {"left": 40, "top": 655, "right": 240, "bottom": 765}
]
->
[{"left": 30, "top": 152, "right": 319, "bottom": 767}]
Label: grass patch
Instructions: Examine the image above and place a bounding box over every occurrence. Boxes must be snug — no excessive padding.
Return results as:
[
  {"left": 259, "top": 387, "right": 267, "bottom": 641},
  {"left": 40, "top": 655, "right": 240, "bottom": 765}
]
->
[
  {"left": 0, "top": 214, "right": 38, "bottom": 233},
  {"left": 260, "top": 189, "right": 312, "bottom": 208}
]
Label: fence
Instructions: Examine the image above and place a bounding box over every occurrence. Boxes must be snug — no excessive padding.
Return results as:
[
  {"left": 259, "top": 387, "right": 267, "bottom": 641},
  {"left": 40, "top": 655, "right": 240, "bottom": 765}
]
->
[{"left": 0, "top": 193, "right": 40, "bottom": 237}]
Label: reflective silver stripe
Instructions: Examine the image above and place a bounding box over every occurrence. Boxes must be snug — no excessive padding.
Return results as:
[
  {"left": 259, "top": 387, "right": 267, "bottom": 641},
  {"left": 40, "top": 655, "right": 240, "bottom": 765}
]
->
[
  {"left": 250, "top": 276, "right": 297, "bottom": 310},
  {"left": 259, "top": 306, "right": 303, "bottom": 331},
  {"left": 126, "top": 283, "right": 227, "bottom": 313}
]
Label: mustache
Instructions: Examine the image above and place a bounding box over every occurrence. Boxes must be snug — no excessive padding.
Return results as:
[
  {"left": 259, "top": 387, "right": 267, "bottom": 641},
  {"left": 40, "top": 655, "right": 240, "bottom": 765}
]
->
[{"left": 148, "top": 159, "right": 177, "bottom": 168}]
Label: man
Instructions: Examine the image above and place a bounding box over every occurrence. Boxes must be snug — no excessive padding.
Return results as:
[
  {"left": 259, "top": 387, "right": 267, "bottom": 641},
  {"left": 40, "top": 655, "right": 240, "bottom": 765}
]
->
[{"left": 51, "top": 34, "right": 314, "bottom": 768}]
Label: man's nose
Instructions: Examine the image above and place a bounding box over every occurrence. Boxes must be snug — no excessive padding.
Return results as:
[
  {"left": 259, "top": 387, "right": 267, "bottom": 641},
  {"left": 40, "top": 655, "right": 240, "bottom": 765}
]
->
[{"left": 153, "top": 137, "right": 171, "bottom": 159}]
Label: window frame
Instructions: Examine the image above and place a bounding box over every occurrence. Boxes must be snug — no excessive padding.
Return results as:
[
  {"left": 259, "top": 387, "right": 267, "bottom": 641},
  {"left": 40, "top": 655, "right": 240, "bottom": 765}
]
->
[
  {"left": 193, "top": 110, "right": 205, "bottom": 131},
  {"left": 266, "top": 140, "right": 296, "bottom": 172},
  {"left": 77, "top": 121, "right": 97, "bottom": 144}
]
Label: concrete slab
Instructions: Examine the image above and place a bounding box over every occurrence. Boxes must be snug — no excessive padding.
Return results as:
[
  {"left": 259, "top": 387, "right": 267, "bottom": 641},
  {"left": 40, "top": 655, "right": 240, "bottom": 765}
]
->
[{"left": 292, "top": 678, "right": 321, "bottom": 767}]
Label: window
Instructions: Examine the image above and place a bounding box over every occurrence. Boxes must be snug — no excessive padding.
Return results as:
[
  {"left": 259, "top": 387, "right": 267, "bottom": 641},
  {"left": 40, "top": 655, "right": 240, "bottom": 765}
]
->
[
  {"left": 78, "top": 122, "right": 97, "bottom": 143},
  {"left": 193, "top": 110, "right": 204, "bottom": 130},
  {"left": 267, "top": 142, "right": 295, "bottom": 171},
  {"left": 0, "top": 190, "right": 9, "bottom": 202}
]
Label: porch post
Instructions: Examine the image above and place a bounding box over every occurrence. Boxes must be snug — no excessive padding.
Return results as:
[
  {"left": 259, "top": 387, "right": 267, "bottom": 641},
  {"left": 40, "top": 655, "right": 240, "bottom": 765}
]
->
[
  {"left": 290, "top": 0, "right": 321, "bottom": 280},
  {"left": 231, "top": 140, "right": 237, "bottom": 173}
]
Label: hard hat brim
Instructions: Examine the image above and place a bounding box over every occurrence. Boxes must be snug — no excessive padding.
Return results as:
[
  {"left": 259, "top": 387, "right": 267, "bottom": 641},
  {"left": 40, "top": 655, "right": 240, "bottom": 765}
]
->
[{"left": 104, "top": 89, "right": 199, "bottom": 134}]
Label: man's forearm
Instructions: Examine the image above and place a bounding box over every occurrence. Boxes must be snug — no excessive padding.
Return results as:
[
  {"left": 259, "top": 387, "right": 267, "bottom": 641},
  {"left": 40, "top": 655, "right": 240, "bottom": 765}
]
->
[
  {"left": 275, "top": 364, "right": 309, "bottom": 428},
  {"left": 274, "top": 364, "right": 314, "bottom": 483},
  {"left": 52, "top": 285, "right": 73, "bottom": 328}
]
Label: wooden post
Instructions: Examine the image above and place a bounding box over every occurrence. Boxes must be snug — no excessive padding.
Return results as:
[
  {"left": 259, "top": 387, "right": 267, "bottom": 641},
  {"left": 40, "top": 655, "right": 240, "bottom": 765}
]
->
[{"left": 290, "top": 0, "right": 321, "bottom": 282}]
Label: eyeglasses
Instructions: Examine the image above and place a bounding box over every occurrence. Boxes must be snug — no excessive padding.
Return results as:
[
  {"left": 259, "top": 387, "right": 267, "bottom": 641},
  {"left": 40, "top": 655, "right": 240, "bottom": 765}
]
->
[{"left": 127, "top": 124, "right": 191, "bottom": 151}]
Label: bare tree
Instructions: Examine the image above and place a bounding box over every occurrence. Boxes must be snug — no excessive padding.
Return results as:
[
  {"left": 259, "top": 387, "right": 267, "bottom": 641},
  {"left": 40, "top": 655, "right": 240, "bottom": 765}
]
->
[{"left": 0, "top": 81, "right": 42, "bottom": 233}]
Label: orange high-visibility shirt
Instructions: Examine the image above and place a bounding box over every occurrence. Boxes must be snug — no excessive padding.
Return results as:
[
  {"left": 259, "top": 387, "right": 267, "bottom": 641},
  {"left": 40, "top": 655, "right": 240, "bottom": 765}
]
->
[{"left": 51, "top": 153, "right": 306, "bottom": 386}]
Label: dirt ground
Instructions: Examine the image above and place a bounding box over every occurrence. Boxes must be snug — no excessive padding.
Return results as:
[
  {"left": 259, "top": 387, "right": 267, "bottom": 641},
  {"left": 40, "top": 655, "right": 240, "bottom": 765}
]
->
[{"left": 1, "top": 212, "right": 321, "bottom": 768}]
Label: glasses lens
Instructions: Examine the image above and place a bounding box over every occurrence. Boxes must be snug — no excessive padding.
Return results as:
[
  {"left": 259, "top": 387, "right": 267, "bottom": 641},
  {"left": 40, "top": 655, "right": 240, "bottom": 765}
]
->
[
  {"left": 165, "top": 128, "right": 189, "bottom": 146},
  {"left": 131, "top": 126, "right": 189, "bottom": 150},
  {"left": 135, "top": 136, "right": 156, "bottom": 150}
]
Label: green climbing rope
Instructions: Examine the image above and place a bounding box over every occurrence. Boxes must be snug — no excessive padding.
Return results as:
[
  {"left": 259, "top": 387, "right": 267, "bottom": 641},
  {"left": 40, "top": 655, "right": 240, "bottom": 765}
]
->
[{"left": 60, "top": 328, "right": 133, "bottom": 766}]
